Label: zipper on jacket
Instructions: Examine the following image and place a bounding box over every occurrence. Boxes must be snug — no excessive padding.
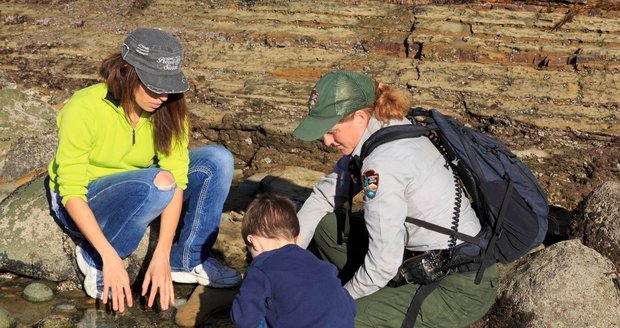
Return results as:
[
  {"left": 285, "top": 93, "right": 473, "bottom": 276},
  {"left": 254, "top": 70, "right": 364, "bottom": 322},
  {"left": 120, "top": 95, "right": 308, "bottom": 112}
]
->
[{"left": 132, "top": 129, "right": 135, "bottom": 145}]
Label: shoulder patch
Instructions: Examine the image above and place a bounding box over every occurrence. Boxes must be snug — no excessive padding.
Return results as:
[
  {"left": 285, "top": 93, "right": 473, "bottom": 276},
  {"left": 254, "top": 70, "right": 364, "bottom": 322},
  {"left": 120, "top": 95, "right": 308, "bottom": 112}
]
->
[{"left": 362, "top": 169, "right": 379, "bottom": 199}]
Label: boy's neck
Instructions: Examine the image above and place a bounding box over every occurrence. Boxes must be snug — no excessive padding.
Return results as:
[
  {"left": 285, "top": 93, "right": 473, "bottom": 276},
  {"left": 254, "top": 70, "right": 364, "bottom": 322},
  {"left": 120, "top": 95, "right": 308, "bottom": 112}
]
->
[
  {"left": 249, "top": 235, "right": 297, "bottom": 258},
  {"left": 260, "top": 238, "right": 295, "bottom": 253}
]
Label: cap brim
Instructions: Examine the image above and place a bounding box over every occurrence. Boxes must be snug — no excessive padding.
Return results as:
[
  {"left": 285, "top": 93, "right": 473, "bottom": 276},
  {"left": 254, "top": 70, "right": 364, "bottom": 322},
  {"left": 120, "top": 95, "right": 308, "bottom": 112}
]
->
[
  {"left": 292, "top": 114, "right": 342, "bottom": 141},
  {"left": 135, "top": 69, "right": 189, "bottom": 94}
]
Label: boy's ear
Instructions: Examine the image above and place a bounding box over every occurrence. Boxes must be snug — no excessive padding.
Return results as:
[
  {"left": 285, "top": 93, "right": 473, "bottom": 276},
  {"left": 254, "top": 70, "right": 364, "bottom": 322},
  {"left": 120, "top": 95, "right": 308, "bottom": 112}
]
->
[{"left": 247, "top": 234, "right": 258, "bottom": 250}]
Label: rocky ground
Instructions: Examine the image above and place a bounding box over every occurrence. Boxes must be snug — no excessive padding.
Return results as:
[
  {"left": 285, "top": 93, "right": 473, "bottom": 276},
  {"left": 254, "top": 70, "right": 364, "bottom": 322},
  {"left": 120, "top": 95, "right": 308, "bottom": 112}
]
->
[{"left": 1, "top": 0, "right": 620, "bottom": 327}]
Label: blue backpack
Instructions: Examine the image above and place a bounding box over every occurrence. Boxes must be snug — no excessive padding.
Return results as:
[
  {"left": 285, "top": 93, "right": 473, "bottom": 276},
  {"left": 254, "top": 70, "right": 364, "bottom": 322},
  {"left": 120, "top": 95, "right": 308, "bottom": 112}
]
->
[{"left": 358, "top": 108, "right": 549, "bottom": 327}]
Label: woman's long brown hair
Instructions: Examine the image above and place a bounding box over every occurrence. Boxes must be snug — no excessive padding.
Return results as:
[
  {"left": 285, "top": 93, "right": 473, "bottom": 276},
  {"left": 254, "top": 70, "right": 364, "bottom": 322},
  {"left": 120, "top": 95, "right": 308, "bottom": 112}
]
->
[{"left": 98, "top": 53, "right": 188, "bottom": 155}]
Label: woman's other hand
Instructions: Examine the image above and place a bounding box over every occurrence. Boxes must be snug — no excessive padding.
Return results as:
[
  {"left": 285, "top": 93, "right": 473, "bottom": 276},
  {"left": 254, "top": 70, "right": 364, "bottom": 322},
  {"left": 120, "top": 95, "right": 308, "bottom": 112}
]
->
[{"left": 142, "top": 251, "right": 175, "bottom": 310}]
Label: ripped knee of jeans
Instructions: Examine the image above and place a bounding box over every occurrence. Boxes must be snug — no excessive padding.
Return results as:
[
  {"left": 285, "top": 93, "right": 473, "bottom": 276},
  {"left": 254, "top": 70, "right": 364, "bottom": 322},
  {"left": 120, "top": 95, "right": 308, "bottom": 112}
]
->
[{"left": 153, "top": 170, "right": 177, "bottom": 191}]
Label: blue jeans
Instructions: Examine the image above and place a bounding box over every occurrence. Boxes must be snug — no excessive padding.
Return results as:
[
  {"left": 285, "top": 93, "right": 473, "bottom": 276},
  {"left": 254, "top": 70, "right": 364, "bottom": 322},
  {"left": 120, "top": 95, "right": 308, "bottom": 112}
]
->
[{"left": 49, "top": 145, "right": 234, "bottom": 271}]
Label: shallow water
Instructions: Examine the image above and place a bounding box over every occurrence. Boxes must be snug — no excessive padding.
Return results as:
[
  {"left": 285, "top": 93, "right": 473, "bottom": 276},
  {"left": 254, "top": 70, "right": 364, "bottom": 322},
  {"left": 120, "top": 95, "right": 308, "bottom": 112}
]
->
[{"left": 0, "top": 272, "right": 234, "bottom": 327}]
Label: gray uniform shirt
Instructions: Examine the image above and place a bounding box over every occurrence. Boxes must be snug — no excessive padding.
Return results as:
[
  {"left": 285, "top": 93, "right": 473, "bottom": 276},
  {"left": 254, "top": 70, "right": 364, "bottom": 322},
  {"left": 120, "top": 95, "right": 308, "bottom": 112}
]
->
[{"left": 297, "top": 116, "right": 481, "bottom": 299}]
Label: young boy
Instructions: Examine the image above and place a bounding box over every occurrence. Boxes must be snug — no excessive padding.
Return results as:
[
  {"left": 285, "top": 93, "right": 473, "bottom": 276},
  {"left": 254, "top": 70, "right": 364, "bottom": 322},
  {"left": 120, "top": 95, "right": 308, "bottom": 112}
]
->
[{"left": 230, "top": 193, "right": 356, "bottom": 328}]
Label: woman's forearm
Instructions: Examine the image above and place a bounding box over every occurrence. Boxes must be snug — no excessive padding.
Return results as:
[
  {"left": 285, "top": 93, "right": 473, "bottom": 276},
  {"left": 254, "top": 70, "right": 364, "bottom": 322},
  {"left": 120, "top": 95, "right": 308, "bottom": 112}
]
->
[{"left": 65, "top": 197, "right": 117, "bottom": 260}]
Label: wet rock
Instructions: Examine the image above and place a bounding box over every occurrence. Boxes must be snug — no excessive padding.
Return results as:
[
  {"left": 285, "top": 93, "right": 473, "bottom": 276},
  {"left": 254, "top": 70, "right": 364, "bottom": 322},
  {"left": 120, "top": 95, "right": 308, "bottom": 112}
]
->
[
  {"left": 22, "top": 282, "right": 54, "bottom": 303},
  {"left": 32, "top": 315, "right": 72, "bottom": 328},
  {"left": 76, "top": 309, "right": 120, "bottom": 327},
  {"left": 569, "top": 181, "right": 620, "bottom": 270},
  {"left": 174, "top": 286, "right": 237, "bottom": 327},
  {"left": 52, "top": 304, "right": 76, "bottom": 314},
  {"left": 495, "top": 239, "right": 620, "bottom": 327},
  {"left": 0, "top": 308, "right": 15, "bottom": 328}
]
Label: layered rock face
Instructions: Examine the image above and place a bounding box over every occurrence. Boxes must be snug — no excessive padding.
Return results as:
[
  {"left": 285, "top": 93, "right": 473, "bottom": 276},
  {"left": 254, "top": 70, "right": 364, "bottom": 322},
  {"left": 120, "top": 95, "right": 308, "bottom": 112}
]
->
[{"left": 1, "top": 0, "right": 619, "bottom": 209}]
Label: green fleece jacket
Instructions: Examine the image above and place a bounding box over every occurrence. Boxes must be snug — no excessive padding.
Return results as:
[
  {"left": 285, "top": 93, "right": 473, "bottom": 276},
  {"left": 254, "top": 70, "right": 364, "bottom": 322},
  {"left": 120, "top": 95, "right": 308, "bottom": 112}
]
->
[{"left": 48, "top": 83, "right": 189, "bottom": 206}]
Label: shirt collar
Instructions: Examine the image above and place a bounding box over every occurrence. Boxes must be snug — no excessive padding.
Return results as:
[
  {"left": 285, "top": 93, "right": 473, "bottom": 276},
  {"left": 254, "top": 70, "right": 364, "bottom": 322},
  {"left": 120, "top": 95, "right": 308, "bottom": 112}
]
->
[
  {"left": 105, "top": 91, "right": 121, "bottom": 107},
  {"left": 351, "top": 116, "right": 411, "bottom": 158}
]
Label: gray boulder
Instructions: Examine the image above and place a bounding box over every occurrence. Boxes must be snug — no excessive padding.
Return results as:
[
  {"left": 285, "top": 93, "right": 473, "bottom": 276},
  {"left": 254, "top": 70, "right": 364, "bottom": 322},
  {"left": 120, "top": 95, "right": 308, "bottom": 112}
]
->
[
  {"left": 569, "top": 181, "right": 620, "bottom": 270},
  {"left": 0, "top": 85, "right": 57, "bottom": 202},
  {"left": 495, "top": 239, "right": 620, "bottom": 327},
  {"left": 0, "top": 175, "right": 154, "bottom": 284}
]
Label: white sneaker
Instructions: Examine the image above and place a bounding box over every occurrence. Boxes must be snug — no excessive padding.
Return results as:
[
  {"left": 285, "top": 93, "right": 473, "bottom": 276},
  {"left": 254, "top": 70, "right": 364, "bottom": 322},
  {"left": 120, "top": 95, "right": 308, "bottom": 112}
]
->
[
  {"left": 74, "top": 246, "right": 103, "bottom": 299},
  {"left": 171, "top": 258, "right": 241, "bottom": 288}
]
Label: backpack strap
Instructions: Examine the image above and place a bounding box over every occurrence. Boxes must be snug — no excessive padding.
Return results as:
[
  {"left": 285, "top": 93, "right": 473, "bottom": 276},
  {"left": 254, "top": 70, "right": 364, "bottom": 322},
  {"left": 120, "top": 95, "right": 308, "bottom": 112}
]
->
[
  {"left": 405, "top": 217, "right": 480, "bottom": 246},
  {"left": 401, "top": 278, "right": 444, "bottom": 328},
  {"left": 360, "top": 124, "right": 432, "bottom": 161}
]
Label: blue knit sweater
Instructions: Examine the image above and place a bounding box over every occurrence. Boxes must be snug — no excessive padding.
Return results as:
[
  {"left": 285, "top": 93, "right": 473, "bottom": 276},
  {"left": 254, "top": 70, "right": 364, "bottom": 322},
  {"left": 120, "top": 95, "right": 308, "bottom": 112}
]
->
[{"left": 230, "top": 244, "right": 355, "bottom": 328}]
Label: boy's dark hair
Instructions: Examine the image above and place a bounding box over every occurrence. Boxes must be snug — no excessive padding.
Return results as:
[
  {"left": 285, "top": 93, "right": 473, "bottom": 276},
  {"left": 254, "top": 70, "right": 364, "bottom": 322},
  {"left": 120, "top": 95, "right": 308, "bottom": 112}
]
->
[{"left": 241, "top": 193, "right": 300, "bottom": 245}]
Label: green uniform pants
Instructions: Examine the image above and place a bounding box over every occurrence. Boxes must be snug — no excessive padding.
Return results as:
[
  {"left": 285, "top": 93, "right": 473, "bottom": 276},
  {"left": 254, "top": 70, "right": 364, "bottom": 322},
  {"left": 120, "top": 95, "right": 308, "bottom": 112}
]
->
[{"left": 314, "top": 213, "right": 498, "bottom": 328}]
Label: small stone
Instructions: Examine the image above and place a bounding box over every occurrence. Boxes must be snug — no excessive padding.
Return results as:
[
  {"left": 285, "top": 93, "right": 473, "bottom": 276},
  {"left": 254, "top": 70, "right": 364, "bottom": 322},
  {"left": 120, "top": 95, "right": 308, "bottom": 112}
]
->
[
  {"left": 53, "top": 303, "right": 77, "bottom": 313},
  {"left": 0, "top": 308, "right": 15, "bottom": 328},
  {"left": 84, "top": 298, "right": 97, "bottom": 306},
  {"left": 23, "top": 282, "right": 55, "bottom": 303}
]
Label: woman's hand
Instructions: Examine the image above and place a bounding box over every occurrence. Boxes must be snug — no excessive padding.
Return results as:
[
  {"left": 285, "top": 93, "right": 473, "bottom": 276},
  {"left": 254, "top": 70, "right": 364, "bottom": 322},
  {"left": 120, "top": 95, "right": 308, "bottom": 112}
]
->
[
  {"left": 101, "top": 251, "right": 133, "bottom": 312},
  {"left": 142, "top": 251, "right": 175, "bottom": 310},
  {"left": 65, "top": 198, "right": 134, "bottom": 312}
]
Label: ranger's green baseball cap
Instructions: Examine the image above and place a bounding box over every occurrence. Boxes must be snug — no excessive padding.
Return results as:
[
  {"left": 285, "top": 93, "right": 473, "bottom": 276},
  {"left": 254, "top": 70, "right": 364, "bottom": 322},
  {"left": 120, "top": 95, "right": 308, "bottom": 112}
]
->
[{"left": 293, "top": 70, "right": 375, "bottom": 141}]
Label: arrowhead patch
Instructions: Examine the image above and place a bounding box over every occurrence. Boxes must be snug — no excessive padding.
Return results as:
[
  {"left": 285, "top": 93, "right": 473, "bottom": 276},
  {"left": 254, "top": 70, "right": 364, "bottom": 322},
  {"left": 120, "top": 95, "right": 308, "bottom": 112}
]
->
[{"left": 362, "top": 169, "right": 379, "bottom": 199}]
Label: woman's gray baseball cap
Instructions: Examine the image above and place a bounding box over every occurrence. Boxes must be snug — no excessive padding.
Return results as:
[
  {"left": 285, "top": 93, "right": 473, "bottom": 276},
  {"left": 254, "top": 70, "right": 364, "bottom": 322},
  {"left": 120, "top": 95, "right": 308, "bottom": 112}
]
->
[{"left": 121, "top": 28, "right": 189, "bottom": 94}]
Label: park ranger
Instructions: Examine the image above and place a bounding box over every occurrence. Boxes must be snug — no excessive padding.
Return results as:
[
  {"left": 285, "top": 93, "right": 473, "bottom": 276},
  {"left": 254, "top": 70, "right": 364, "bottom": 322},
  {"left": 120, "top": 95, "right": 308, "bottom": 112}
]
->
[{"left": 292, "top": 70, "right": 498, "bottom": 328}]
